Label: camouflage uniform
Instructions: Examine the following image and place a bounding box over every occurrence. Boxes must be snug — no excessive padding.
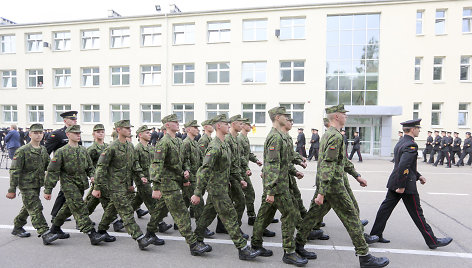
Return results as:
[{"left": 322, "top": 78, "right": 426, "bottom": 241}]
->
[
  {"left": 9, "top": 142, "right": 50, "bottom": 235},
  {"left": 198, "top": 134, "right": 212, "bottom": 155},
  {"left": 85, "top": 139, "right": 109, "bottom": 214},
  {"left": 150, "top": 114, "right": 198, "bottom": 245},
  {"left": 194, "top": 114, "right": 247, "bottom": 248},
  {"left": 237, "top": 131, "right": 259, "bottom": 219}
]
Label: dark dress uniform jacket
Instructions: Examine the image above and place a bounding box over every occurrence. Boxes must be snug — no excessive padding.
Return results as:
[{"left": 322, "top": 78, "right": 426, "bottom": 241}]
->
[
  {"left": 433, "top": 136, "right": 441, "bottom": 150},
  {"left": 45, "top": 126, "right": 82, "bottom": 154},
  {"left": 425, "top": 136, "right": 433, "bottom": 151},
  {"left": 387, "top": 135, "right": 422, "bottom": 194},
  {"left": 311, "top": 133, "right": 320, "bottom": 149},
  {"left": 352, "top": 136, "right": 361, "bottom": 150},
  {"left": 453, "top": 138, "right": 462, "bottom": 152}
]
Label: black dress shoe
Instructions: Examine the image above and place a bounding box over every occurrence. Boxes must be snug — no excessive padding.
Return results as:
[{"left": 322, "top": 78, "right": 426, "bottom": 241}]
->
[
  {"left": 145, "top": 231, "right": 165, "bottom": 245},
  {"left": 428, "top": 237, "right": 453, "bottom": 249},
  {"left": 11, "top": 227, "right": 31, "bottom": 238},
  {"left": 50, "top": 224, "right": 70, "bottom": 239},
  {"left": 361, "top": 219, "right": 369, "bottom": 226},
  {"left": 41, "top": 230, "right": 59, "bottom": 245},
  {"left": 263, "top": 228, "right": 276, "bottom": 237},
  {"left": 378, "top": 237, "right": 390, "bottom": 243},
  {"left": 359, "top": 254, "right": 389, "bottom": 268},
  {"left": 307, "top": 229, "right": 324, "bottom": 240},
  {"left": 282, "top": 252, "right": 308, "bottom": 266},
  {"left": 113, "top": 219, "right": 124, "bottom": 232}
]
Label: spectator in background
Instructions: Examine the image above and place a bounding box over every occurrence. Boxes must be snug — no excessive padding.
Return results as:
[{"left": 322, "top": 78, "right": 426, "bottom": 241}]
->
[
  {"left": 296, "top": 128, "right": 307, "bottom": 157},
  {"left": 5, "top": 124, "right": 21, "bottom": 159},
  {"left": 150, "top": 127, "right": 158, "bottom": 146},
  {"left": 24, "top": 128, "right": 31, "bottom": 144},
  {"left": 18, "top": 128, "right": 26, "bottom": 146},
  {"left": 349, "top": 131, "right": 363, "bottom": 162}
]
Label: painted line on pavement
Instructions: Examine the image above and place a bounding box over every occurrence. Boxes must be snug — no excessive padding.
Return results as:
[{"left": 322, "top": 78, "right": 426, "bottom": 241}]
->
[
  {"left": 1, "top": 225, "right": 471, "bottom": 259},
  {"left": 300, "top": 188, "right": 469, "bottom": 196},
  {"left": 0, "top": 176, "right": 9, "bottom": 179}
]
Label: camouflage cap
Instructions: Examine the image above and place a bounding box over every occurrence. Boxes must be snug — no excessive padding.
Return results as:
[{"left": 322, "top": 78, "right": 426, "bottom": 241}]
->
[
  {"left": 162, "top": 114, "right": 179, "bottom": 124},
  {"left": 136, "top": 125, "right": 152, "bottom": 134},
  {"left": 325, "top": 104, "right": 349, "bottom": 114},
  {"left": 161, "top": 125, "right": 166, "bottom": 131},
  {"left": 93, "top": 124, "right": 105, "bottom": 131},
  {"left": 184, "top": 120, "right": 200, "bottom": 128},
  {"left": 29, "top": 123, "right": 44, "bottom": 132},
  {"left": 241, "top": 118, "right": 251, "bottom": 125},
  {"left": 268, "top": 106, "right": 291, "bottom": 118},
  {"left": 114, "top": 120, "right": 133, "bottom": 128},
  {"left": 65, "top": 125, "right": 82, "bottom": 133},
  {"left": 201, "top": 119, "right": 213, "bottom": 126},
  {"left": 229, "top": 114, "right": 246, "bottom": 123},
  {"left": 212, "top": 114, "right": 231, "bottom": 124}
]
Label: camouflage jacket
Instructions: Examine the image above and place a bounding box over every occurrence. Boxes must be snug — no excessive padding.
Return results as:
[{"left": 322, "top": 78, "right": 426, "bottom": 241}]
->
[
  {"left": 150, "top": 134, "right": 184, "bottom": 192},
  {"left": 286, "top": 134, "right": 304, "bottom": 166},
  {"left": 134, "top": 142, "right": 153, "bottom": 186},
  {"left": 198, "top": 133, "right": 212, "bottom": 155},
  {"left": 94, "top": 139, "right": 144, "bottom": 192},
  {"left": 225, "top": 133, "right": 245, "bottom": 184},
  {"left": 262, "top": 127, "right": 291, "bottom": 195},
  {"left": 44, "top": 144, "right": 94, "bottom": 194},
  {"left": 9, "top": 144, "right": 49, "bottom": 192},
  {"left": 237, "top": 133, "right": 259, "bottom": 173},
  {"left": 181, "top": 137, "right": 203, "bottom": 182},
  {"left": 195, "top": 136, "right": 231, "bottom": 197},
  {"left": 87, "top": 141, "right": 108, "bottom": 167}
]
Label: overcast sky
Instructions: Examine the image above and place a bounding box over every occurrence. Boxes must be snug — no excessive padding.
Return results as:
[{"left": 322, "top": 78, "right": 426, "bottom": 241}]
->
[{"left": 2, "top": 0, "right": 368, "bottom": 24}]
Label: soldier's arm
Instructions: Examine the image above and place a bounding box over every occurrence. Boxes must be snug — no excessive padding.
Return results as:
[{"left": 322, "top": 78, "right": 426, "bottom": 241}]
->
[
  {"left": 84, "top": 149, "right": 95, "bottom": 178},
  {"left": 181, "top": 141, "right": 191, "bottom": 172},
  {"left": 44, "top": 150, "right": 63, "bottom": 194},
  {"left": 150, "top": 142, "right": 167, "bottom": 191},
  {"left": 42, "top": 147, "right": 50, "bottom": 172},
  {"left": 131, "top": 147, "right": 145, "bottom": 179},
  {"left": 249, "top": 152, "right": 259, "bottom": 164},
  {"left": 264, "top": 136, "right": 282, "bottom": 196},
  {"left": 94, "top": 147, "right": 113, "bottom": 191},
  {"left": 227, "top": 139, "right": 244, "bottom": 184},
  {"left": 396, "top": 144, "right": 418, "bottom": 187},
  {"left": 87, "top": 146, "right": 99, "bottom": 165},
  {"left": 344, "top": 158, "right": 360, "bottom": 178},
  {"left": 289, "top": 164, "right": 298, "bottom": 177},
  {"left": 317, "top": 135, "right": 342, "bottom": 196},
  {"left": 194, "top": 146, "right": 218, "bottom": 197},
  {"left": 8, "top": 149, "right": 24, "bottom": 193}
]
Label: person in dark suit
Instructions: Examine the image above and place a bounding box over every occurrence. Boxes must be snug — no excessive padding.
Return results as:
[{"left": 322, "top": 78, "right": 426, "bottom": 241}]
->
[
  {"left": 451, "top": 132, "right": 461, "bottom": 164},
  {"left": 18, "top": 128, "right": 26, "bottom": 146},
  {"left": 428, "top": 131, "right": 441, "bottom": 163},
  {"left": 349, "top": 131, "right": 362, "bottom": 162},
  {"left": 307, "top": 129, "right": 319, "bottom": 161},
  {"left": 434, "top": 131, "right": 451, "bottom": 168},
  {"left": 456, "top": 132, "right": 472, "bottom": 166},
  {"left": 422, "top": 131, "right": 433, "bottom": 162},
  {"left": 150, "top": 127, "right": 158, "bottom": 146},
  {"left": 370, "top": 119, "right": 452, "bottom": 249},
  {"left": 295, "top": 128, "right": 307, "bottom": 157}
]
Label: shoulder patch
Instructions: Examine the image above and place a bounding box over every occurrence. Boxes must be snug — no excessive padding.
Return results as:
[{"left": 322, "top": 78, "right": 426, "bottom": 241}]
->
[
  {"left": 269, "top": 146, "right": 275, "bottom": 151},
  {"left": 410, "top": 146, "right": 416, "bottom": 150},
  {"left": 51, "top": 134, "right": 55, "bottom": 137},
  {"left": 329, "top": 146, "right": 336, "bottom": 150},
  {"left": 403, "top": 169, "right": 409, "bottom": 175},
  {"left": 13, "top": 157, "right": 17, "bottom": 160},
  {"left": 51, "top": 157, "right": 57, "bottom": 162},
  {"left": 206, "top": 152, "right": 211, "bottom": 156},
  {"left": 156, "top": 149, "right": 162, "bottom": 153},
  {"left": 101, "top": 152, "right": 106, "bottom": 155}
]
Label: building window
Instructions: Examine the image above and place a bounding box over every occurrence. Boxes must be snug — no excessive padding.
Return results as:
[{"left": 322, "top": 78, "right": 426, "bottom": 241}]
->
[
  {"left": 141, "top": 65, "right": 161, "bottom": 85},
  {"left": 242, "top": 103, "right": 266, "bottom": 125},
  {"left": 81, "top": 67, "right": 99, "bottom": 87},
  {"left": 208, "top": 21, "right": 230, "bottom": 43},
  {"left": 172, "top": 103, "right": 194, "bottom": 123},
  {"left": 243, "top": 19, "right": 267, "bottom": 41},
  {"left": 82, "top": 104, "right": 100, "bottom": 123},
  {"left": 280, "top": 60, "right": 305, "bottom": 82},
  {"left": 242, "top": 62, "right": 267, "bottom": 83},
  {"left": 53, "top": 31, "right": 71, "bottom": 51},
  {"left": 280, "top": 17, "right": 305, "bottom": 40},
  {"left": 433, "top": 57, "right": 444, "bottom": 81},
  {"left": 431, "top": 103, "right": 442, "bottom": 126},
  {"left": 461, "top": 56, "right": 471, "bottom": 81},
  {"left": 280, "top": 103, "right": 304, "bottom": 124},
  {"left": 207, "top": 63, "right": 229, "bottom": 84},
  {"left": 26, "top": 33, "right": 42, "bottom": 52},
  {"left": 54, "top": 104, "right": 72, "bottom": 123},
  {"left": 326, "top": 14, "right": 380, "bottom": 106},
  {"left": 141, "top": 26, "right": 162, "bottom": 47},
  {"left": 81, "top": 30, "right": 100, "bottom": 49},
  {"left": 28, "top": 105, "right": 44, "bottom": 123},
  {"left": 416, "top": 10, "right": 424, "bottom": 35},
  {"left": 111, "top": 66, "right": 130, "bottom": 86},
  {"left": 414, "top": 57, "right": 422, "bottom": 81},
  {"left": 173, "top": 24, "right": 195, "bottom": 45},
  {"left": 463, "top": 8, "right": 472, "bottom": 33},
  {"left": 2, "top": 105, "right": 17, "bottom": 123},
  {"left": 206, "top": 103, "right": 229, "bottom": 119},
  {"left": 27, "top": 69, "right": 43, "bottom": 88},
  {"left": 1, "top": 35, "right": 16, "bottom": 54},
  {"left": 435, "top": 9, "right": 446, "bottom": 35},
  {"left": 459, "top": 103, "right": 469, "bottom": 126},
  {"left": 110, "top": 28, "right": 130, "bottom": 48},
  {"left": 1, "top": 70, "right": 17, "bottom": 88},
  {"left": 413, "top": 102, "right": 420, "bottom": 120},
  {"left": 141, "top": 104, "right": 161, "bottom": 123},
  {"left": 173, "top": 64, "right": 195, "bottom": 85},
  {"left": 54, "top": 68, "right": 71, "bottom": 87},
  {"left": 111, "top": 104, "right": 130, "bottom": 122}
]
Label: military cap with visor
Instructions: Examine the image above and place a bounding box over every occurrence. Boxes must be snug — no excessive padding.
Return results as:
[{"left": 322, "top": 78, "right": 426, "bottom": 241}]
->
[
  {"left": 325, "top": 104, "right": 349, "bottom": 114},
  {"left": 93, "top": 124, "right": 105, "bottom": 131},
  {"left": 212, "top": 114, "right": 231, "bottom": 123},
  {"left": 229, "top": 114, "right": 247, "bottom": 123},
  {"left": 60, "top": 111, "right": 78, "bottom": 120},
  {"left": 162, "top": 114, "right": 179, "bottom": 124},
  {"left": 400, "top": 119, "right": 422, "bottom": 128},
  {"left": 114, "top": 120, "right": 133, "bottom": 128},
  {"left": 184, "top": 120, "right": 200, "bottom": 128},
  {"left": 201, "top": 119, "right": 213, "bottom": 126},
  {"left": 29, "top": 123, "right": 44, "bottom": 132},
  {"left": 267, "top": 106, "right": 291, "bottom": 118},
  {"left": 136, "top": 125, "right": 152, "bottom": 134},
  {"left": 66, "top": 125, "right": 82, "bottom": 133}
]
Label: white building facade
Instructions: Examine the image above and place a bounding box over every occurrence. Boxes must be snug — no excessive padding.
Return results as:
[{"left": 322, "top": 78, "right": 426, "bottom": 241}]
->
[{"left": 0, "top": 0, "right": 471, "bottom": 156}]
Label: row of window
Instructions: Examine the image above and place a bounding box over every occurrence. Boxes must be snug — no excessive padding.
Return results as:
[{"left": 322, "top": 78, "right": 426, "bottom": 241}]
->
[
  {"left": 416, "top": 8, "right": 472, "bottom": 35},
  {"left": 414, "top": 56, "right": 471, "bottom": 81},
  {"left": 0, "top": 103, "right": 305, "bottom": 125},
  {"left": 412, "top": 102, "right": 470, "bottom": 127},
  {"left": 0, "top": 61, "right": 306, "bottom": 88}
]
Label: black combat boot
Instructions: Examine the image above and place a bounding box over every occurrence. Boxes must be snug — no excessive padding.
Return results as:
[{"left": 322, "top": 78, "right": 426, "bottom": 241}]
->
[
  {"left": 137, "top": 234, "right": 155, "bottom": 250},
  {"left": 50, "top": 224, "right": 70, "bottom": 239},
  {"left": 364, "top": 233, "right": 379, "bottom": 244},
  {"left": 240, "top": 229, "right": 249, "bottom": 239},
  {"left": 145, "top": 231, "right": 165, "bottom": 245},
  {"left": 361, "top": 219, "right": 369, "bottom": 226},
  {"left": 189, "top": 241, "right": 210, "bottom": 256},
  {"left": 282, "top": 251, "right": 308, "bottom": 266},
  {"left": 113, "top": 219, "right": 124, "bottom": 232},
  {"left": 204, "top": 228, "right": 215, "bottom": 238},
  {"left": 88, "top": 229, "right": 106, "bottom": 245},
  {"left": 136, "top": 208, "right": 149, "bottom": 218},
  {"left": 158, "top": 221, "right": 172, "bottom": 233},
  {"left": 252, "top": 246, "right": 273, "bottom": 257},
  {"left": 11, "top": 227, "right": 31, "bottom": 238},
  {"left": 271, "top": 218, "right": 279, "bottom": 223},
  {"left": 238, "top": 245, "right": 261, "bottom": 260},
  {"left": 307, "top": 229, "right": 324, "bottom": 240},
  {"left": 295, "top": 243, "right": 317, "bottom": 260},
  {"left": 98, "top": 230, "right": 116, "bottom": 242},
  {"left": 359, "top": 254, "right": 390, "bottom": 268},
  {"left": 41, "top": 230, "right": 59, "bottom": 245},
  {"left": 263, "top": 228, "right": 276, "bottom": 237},
  {"left": 248, "top": 216, "right": 256, "bottom": 226}
]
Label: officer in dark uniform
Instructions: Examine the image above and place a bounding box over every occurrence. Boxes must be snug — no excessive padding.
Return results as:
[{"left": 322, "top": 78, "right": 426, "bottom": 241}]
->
[
  {"left": 434, "top": 131, "right": 451, "bottom": 167},
  {"left": 451, "top": 132, "right": 461, "bottom": 164},
  {"left": 45, "top": 111, "right": 80, "bottom": 220},
  {"left": 150, "top": 127, "right": 158, "bottom": 146},
  {"left": 349, "top": 131, "right": 363, "bottom": 162},
  {"left": 456, "top": 132, "right": 472, "bottom": 166},
  {"left": 295, "top": 128, "right": 307, "bottom": 157},
  {"left": 423, "top": 131, "right": 433, "bottom": 162},
  {"left": 370, "top": 119, "right": 453, "bottom": 249},
  {"left": 341, "top": 129, "right": 348, "bottom": 157},
  {"left": 428, "top": 131, "right": 441, "bottom": 163},
  {"left": 307, "top": 129, "right": 319, "bottom": 161}
]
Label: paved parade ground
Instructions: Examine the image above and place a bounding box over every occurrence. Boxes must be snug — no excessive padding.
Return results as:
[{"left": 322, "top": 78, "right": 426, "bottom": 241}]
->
[{"left": 0, "top": 157, "right": 471, "bottom": 268}]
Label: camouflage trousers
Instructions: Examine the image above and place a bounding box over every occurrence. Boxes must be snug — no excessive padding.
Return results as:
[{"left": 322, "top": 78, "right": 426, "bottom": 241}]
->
[
  {"left": 14, "top": 188, "right": 49, "bottom": 235},
  {"left": 289, "top": 176, "right": 307, "bottom": 221},
  {"left": 53, "top": 183, "right": 94, "bottom": 233},
  {"left": 251, "top": 192, "right": 297, "bottom": 253},
  {"left": 242, "top": 176, "right": 256, "bottom": 218},
  {"left": 195, "top": 193, "right": 247, "bottom": 249},
  {"left": 161, "top": 189, "right": 197, "bottom": 245},
  {"left": 230, "top": 178, "right": 246, "bottom": 226},
  {"left": 85, "top": 183, "right": 111, "bottom": 215},
  {"left": 182, "top": 181, "right": 204, "bottom": 222},
  {"left": 295, "top": 190, "right": 369, "bottom": 255},
  {"left": 98, "top": 188, "right": 143, "bottom": 240}
]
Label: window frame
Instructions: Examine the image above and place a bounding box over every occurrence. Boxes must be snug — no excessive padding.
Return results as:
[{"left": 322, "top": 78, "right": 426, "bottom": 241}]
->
[
  {"left": 26, "top": 33, "right": 43, "bottom": 53},
  {"left": 172, "top": 103, "right": 195, "bottom": 123},
  {"left": 460, "top": 56, "right": 471, "bottom": 81},
  {"left": 206, "top": 62, "right": 230, "bottom": 84},
  {"left": 242, "top": 103, "right": 266, "bottom": 126},
  {"left": 2, "top": 105, "right": 18, "bottom": 123},
  {"left": 110, "top": 66, "right": 130, "bottom": 86},
  {"left": 27, "top": 104, "right": 45, "bottom": 123},
  {"left": 435, "top": 9, "right": 447, "bottom": 35},
  {"left": 416, "top": 10, "right": 424, "bottom": 35},
  {"left": 458, "top": 103, "right": 469, "bottom": 127},
  {"left": 173, "top": 63, "right": 195, "bottom": 85},
  {"left": 141, "top": 25, "right": 162, "bottom": 47},
  {"left": 82, "top": 104, "right": 101, "bottom": 124},
  {"left": 81, "top": 29, "right": 100, "bottom": 50},
  {"left": 241, "top": 61, "right": 267, "bottom": 84},
  {"left": 110, "top": 104, "right": 130, "bottom": 123},
  {"left": 141, "top": 103, "right": 162, "bottom": 124},
  {"left": 141, "top": 65, "right": 162, "bottom": 86},
  {"left": 1, "top": 70, "right": 17, "bottom": 89},
  {"left": 207, "top": 21, "right": 231, "bottom": 43},
  {"left": 81, "top": 67, "right": 100, "bottom": 87},
  {"left": 433, "top": 57, "right": 444, "bottom": 81},
  {"left": 463, "top": 8, "right": 472, "bottom": 34},
  {"left": 280, "top": 60, "right": 305, "bottom": 83},
  {"left": 205, "top": 103, "right": 229, "bottom": 119},
  {"left": 242, "top": 19, "right": 268, "bottom": 42},
  {"left": 27, "top": 69, "right": 44, "bottom": 88},
  {"left": 279, "top": 17, "right": 306, "bottom": 40},
  {"left": 0, "top": 34, "right": 16, "bottom": 54},
  {"left": 52, "top": 31, "right": 71, "bottom": 51},
  {"left": 413, "top": 102, "right": 421, "bottom": 120},
  {"left": 53, "top": 68, "right": 72, "bottom": 88},
  {"left": 431, "top": 103, "right": 442, "bottom": 127},
  {"left": 173, "top": 23, "right": 196, "bottom": 45},
  {"left": 280, "top": 103, "right": 305, "bottom": 125},
  {"left": 110, "top": 28, "right": 130, "bottom": 49},
  {"left": 414, "top": 57, "right": 422, "bottom": 81},
  {"left": 54, "top": 104, "right": 72, "bottom": 123}
]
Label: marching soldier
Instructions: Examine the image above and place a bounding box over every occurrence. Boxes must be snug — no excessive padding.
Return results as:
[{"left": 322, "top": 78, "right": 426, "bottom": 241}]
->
[
  {"left": 428, "top": 131, "right": 441, "bottom": 163},
  {"left": 423, "top": 131, "right": 433, "bottom": 162},
  {"left": 456, "top": 132, "right": 472, "bottom": 166},
  {"left": 296, "top": 128, "right": 307, "bottom": 157},
  {"left": 451, "top": 132, "right": 461, "bottom": 164},
  {"left": 198, "top": 119, "right": 214, "bottom": 155},
  {"left": 434, "top": 131, "right": 451, "bottom": 168},
  {"left": 349, "top": 131, "right": 363, "bottom": 162},
  {"left": 307, "top": 129, "right": 320, "bottom": 161}
]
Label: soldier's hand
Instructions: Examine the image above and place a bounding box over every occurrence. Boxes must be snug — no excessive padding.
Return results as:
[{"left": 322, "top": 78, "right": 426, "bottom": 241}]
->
[
  {"left": 92, "top": 190, "right": 101, "bottom": 198},
  {"left": 246, "top": 170, "right": 252, "bottom": 176},
  {"left": 300, "top": 162, "right": 307, "bottom": 169},
  {"left": 256, "top": 160, "right": 263, "bottom": 167},
  {"left": 44, "top": 194, "right": 51, "bottom": 200},
  {"left": 183, "top": 181, "right": 191, "bottom": 187},
  {"left": 240, "top": 180, "right": 247, "bottom": 189},
  {"left": 266, "top": 195, "right": 274, "bottom": 204},
  {"left": 6, "top": 192, "right": 16, "bottom": 199},
  {"left": 128, "top": 186, "right": 135, "bottom": 192},
  {"left": 314, "top": 194, "right": 324, "bottom": 205},
  {"left": 356, "top": 176, "right": 367, "bottom": 187},
  {"left": 296, "top": 171, "right": 304, "bottom": 179},
  {"left": 152, "top": 190, "right": 162, "bottom": 200},
  {"left": 419, "top": 176, "right": 427, "bottom": 185},
  {"left": 141, "top": 177, "right": 148, "bottom": 184},
  {"left": 191, "top": 195, "right": 200, "bottom": 205},
  {"left": 302, "top": 157, "right": 307, "bottom": 162},
  {"left": 395, "top": 188, "right": 405, "bottom": 194},
  {"left": 260, "top": 172, "right": 263, "bottom": 178},
  {"left": 184, "top": 170, "right": 190, "bottom": 179},
  {"left": 90, "top": 177, "right": 95, "bottom": 183}
]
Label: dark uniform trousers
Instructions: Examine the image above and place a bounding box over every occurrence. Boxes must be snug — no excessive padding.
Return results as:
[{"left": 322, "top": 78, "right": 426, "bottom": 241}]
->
[
  {"left": 434, "top": 149, "right": 451, "bottom": 167},
  {"left": 349, "top": 148, "right": 363, "bottom": 161},
  {"left": 457, "top": 150, "right": 472, "bottom": 166}
]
